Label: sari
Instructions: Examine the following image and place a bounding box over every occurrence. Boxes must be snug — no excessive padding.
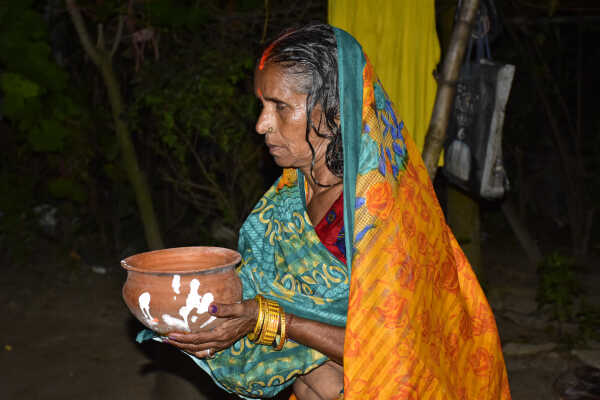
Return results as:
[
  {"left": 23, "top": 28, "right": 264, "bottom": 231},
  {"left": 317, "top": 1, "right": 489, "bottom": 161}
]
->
[{"left": 189, "top": 26, "right": 511, "bottom": 399}]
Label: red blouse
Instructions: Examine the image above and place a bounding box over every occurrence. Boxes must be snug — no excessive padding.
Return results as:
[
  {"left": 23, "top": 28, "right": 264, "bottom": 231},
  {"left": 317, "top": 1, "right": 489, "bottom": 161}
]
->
[{"left": 314, "top": 193, "right": 347, "bottom": 264}]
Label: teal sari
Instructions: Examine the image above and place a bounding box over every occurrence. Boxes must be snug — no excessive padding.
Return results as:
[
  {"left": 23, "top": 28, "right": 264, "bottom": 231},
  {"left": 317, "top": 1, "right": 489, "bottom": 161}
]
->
[
  {"left": 188, "top": 28, "right": 367, "bottom": 398},
  {"left": 191, "top": 170, "right": 350, "bottom": 398}
]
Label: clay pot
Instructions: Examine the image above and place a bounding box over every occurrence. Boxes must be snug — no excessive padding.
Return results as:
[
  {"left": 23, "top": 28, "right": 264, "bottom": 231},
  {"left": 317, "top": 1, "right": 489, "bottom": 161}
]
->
[{"left": 121, "top": 246, "right": 242, "bottom": 335}]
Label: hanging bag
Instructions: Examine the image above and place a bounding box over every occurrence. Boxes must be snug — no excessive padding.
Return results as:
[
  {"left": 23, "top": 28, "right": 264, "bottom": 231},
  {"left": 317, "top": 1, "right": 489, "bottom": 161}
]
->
[{"left": 443, "top": 0, "right": 515, "bottom": 199}]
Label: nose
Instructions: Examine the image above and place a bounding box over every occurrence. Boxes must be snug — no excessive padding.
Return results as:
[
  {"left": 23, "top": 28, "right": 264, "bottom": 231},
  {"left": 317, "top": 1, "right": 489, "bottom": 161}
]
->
[{"left": 255, "top": 107, "right": 270, "bottom": 135}]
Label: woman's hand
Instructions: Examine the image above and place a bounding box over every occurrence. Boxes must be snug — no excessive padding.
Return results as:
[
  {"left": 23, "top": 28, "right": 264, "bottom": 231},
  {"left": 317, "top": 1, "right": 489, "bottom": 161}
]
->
[{"left": 165, "top": 298, "right": 258, "bottom": 359}]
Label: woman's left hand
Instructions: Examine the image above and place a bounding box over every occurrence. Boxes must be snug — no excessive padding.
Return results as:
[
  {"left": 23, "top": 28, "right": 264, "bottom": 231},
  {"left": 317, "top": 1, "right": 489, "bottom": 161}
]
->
[{"left": 165, "top": 298, "right": 258, "bottom": 359}]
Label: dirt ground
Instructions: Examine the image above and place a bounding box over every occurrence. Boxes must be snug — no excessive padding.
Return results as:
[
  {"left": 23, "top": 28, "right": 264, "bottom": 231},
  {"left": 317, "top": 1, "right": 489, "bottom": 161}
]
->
[{"left": 1, "top": 218, "right": 599, "bottom": 400}]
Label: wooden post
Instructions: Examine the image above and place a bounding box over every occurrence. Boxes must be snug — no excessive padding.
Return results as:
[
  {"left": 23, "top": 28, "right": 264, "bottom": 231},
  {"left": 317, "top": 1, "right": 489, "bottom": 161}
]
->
[{"left": 422, "top": 0, "right": 480, "bottom": 180}]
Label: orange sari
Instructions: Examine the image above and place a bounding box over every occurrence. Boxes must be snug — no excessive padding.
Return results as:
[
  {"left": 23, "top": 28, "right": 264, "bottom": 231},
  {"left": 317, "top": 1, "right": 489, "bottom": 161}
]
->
[{"left": 334, "top": 27, "right": 511, "bottom": 399}]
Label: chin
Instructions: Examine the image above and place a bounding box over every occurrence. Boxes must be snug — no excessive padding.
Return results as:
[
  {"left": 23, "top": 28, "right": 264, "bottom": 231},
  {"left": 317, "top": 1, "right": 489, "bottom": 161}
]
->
[{"left": 271, "top": 155, "right": 291, "bottom": 168}]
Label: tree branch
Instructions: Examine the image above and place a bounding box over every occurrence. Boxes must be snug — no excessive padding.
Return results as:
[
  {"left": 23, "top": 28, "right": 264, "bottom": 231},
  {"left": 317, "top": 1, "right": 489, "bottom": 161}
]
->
[
  {"left": 261, "top": 0, "right": 270, "bottom": 44},
  {"left": 67, "top": 0, "right": 164, "bottom": 250},
  {"left": 97, "top": 23, "right": 105, "bottom": 51},
  {"left": 111, "top": 15, "right": 125, "bottom": 58},
  {"left": 65, "top": 0, "right": 103, "bottom": 66}
]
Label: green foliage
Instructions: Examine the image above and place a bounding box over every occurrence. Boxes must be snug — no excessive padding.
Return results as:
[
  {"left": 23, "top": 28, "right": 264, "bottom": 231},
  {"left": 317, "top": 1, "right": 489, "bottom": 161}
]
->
[
  {"left": 47, "top": 178, "right": 88, "bottom": 204},
  {"left": 0, "top": 3, "right": 67, "bottom": 91},
  {"left": 1, "top": 0, "right": 325, "bottom": 259},
  {"left": 576, "top": 302, "right": 600, "bottom": 344},
  {"left": 0, "top": 72, "right": 41, "bottom": 117},
  {"left": 0, "top": 2, "right": 105, "bottom": 264},
  {"left": 536, "top": 251, "right": 580, "bottom": 323},
  {"left": 534, "top": 251, "right": 600, "bottom": 345},
  {"left": 129, "top": 43, "right": 265, "bottom": 244},
  {"left": 0, "top": 2, "right": 86, "bottom": 153},
  {"left": 144, "top": 0, "right": 211, "bottom": 29},
  {"left": 27, "top": 119, "right": 69, "bottom": 152}
]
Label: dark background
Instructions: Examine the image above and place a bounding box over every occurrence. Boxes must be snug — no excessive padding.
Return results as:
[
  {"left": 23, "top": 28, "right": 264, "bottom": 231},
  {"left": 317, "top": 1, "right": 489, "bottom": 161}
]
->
[{"left": 1, "top": 1, "right": 599, "bottom": 399}]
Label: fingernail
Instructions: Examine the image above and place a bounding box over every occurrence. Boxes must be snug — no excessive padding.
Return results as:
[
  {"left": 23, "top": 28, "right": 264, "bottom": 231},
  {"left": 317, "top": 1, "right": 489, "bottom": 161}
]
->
[{"left": 209, "top": 305, "right": 217, "bottom": 314}]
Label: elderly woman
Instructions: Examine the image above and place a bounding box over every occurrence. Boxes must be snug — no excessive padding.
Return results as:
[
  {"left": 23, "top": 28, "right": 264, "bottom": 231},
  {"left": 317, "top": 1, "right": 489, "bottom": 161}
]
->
[{"left": 166, "top": 24, "right": 511, "bottom": 400}]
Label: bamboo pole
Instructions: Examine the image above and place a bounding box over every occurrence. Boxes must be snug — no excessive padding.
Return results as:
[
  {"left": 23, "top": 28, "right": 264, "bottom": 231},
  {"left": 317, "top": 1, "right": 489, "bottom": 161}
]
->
[{"left": 422, "top": 0, "right": 480, "bottom": 180}]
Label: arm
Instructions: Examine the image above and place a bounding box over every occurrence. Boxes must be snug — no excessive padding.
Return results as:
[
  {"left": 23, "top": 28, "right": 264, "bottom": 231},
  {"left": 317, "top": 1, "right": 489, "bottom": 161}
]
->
[
  {"left": 166, "top": 298, "right": 345, "bottom": 364},
  {"left": 286, "top": 312, "right": 345, "bottom": 365}
]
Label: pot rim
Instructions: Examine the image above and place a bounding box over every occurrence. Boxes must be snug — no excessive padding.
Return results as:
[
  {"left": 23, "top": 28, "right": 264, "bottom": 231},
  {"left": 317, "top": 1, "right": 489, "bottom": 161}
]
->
[{"left": 120, "top": 246, "right": 241, "bottom": 275}]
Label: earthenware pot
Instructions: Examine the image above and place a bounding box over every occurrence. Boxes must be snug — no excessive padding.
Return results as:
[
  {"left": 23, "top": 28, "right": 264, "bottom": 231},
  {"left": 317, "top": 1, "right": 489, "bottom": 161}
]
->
[{"left": 121, "top": 246, "right": 242, "bottom": 335}]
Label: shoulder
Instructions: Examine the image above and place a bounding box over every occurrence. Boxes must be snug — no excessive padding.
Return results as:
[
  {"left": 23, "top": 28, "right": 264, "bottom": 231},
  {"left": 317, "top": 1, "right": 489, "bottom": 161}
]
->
[{"left": 240, "top": 169, "right": 302, "bottom": 235}]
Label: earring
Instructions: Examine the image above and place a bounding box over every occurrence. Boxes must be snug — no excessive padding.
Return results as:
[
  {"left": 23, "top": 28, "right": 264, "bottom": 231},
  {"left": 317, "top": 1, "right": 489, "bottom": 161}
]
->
[{"left": 267, "top": 127, "right": 273, "bottom": 134}]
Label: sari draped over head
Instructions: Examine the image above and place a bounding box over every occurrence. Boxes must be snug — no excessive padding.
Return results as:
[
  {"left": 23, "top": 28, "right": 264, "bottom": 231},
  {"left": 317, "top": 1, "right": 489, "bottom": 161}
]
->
[{"left": 190, "top": 27, "right": 511, "bottom": 399}]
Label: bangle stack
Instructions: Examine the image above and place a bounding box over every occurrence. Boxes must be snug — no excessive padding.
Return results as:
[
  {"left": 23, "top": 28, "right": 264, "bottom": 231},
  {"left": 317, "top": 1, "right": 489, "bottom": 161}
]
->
[{"left": 248, "top": 294, "right": 287, "bottom": 350}]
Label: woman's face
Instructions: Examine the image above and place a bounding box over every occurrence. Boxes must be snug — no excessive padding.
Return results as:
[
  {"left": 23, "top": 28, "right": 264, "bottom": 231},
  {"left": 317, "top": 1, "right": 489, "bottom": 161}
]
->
[{"left": 254, "top": 62, "right": 328, "bottom": 169}]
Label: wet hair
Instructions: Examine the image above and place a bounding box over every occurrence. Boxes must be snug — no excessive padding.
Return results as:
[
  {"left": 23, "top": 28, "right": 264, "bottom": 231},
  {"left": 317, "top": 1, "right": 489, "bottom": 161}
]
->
[{"left": 259, "top": 24, "right": 343, "bottom": 185}]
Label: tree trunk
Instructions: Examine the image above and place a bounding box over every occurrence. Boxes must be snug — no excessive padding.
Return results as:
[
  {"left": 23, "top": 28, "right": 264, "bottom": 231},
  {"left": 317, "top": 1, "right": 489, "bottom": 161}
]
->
[
  {"left": 66, "top": 0, "right": 164, "bottom": 250},
  {"left": 422, "top": 0, "right": 480, "bottom": 180}
]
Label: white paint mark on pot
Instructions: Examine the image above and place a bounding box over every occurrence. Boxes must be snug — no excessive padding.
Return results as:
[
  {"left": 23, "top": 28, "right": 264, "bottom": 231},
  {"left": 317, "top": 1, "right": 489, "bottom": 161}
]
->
[
  {"left": 172, "top": 274, "right": 181, "bottom": 294},
  {"left": 162, "top": 279, "right": 214, "bottom": 332},
  {"left": 162, "top": 314, "right": 187, "bottom": 330},
  {"left": 138, "top": 292, "right": 158, "bottom": 325}
]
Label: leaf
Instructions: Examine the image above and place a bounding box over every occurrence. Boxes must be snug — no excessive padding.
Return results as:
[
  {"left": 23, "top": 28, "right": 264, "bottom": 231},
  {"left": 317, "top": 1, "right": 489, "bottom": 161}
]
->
[
  {"left": 27, "top": 119, "right": 69, "bottom": 152},
  {"left": 0, "top": 72, "right": 40, "bottom": 98},
  {"left": 47, "top": 177, "right": 87, "bottom": 203}
]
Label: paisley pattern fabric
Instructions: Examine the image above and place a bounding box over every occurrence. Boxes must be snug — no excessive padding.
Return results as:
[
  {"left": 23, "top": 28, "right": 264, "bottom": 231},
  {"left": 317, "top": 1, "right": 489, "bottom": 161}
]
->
[
  {"left": 192, "top": 26, "right": 510, "bottom": 399},
  {"left": 334, "top": 28, "right": 512, "bottom": 399}
]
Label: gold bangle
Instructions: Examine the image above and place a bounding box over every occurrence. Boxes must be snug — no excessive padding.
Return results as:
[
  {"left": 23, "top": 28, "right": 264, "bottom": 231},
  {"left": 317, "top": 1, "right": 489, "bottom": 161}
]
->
[
  {"left": 258, "top": 301, "right": 278, "bottom": 345},
  {"left": 248, "top": 295, "right": 265, "bottom": 342},
  {"left": 274, "top": 308, "right": 286, "bottom": 351},
  {"left": 258, "top": 298, "right": 280, "bottom": 345}
]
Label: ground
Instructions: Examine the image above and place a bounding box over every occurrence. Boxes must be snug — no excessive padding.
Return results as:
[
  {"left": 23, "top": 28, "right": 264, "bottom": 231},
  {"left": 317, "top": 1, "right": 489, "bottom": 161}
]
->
[{"left": 1, "top": 215, "right": 599, "bottom": 399}]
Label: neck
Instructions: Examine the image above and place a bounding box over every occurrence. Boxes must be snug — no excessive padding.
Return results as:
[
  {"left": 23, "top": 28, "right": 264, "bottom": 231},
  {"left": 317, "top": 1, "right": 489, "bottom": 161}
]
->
[
  {"left": 300, "top": 161, "right": 342, "bottom": 200},
  {"left": 300, "top": 129, "right": 342, "bottom": 197}
]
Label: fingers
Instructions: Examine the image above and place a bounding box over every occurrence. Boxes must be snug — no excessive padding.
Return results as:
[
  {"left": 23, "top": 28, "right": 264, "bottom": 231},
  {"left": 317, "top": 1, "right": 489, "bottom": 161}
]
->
[
  {"left": 209, "top": 298, "right": 258, "bottom": 319},
  {"left": 166, "top": 337, "right": 221, "bottom": 354},
  {"left": 167, "top": 331, "right": 213, "bottom": 343},
  {"left": 208, "top": 302, "right": 245, "bottom": 318},
  {"left": 164, "top": 299, "right": 257, "bottom": 358},
  {"left": 168, "top": 338, "right": 222, "bottom": 360},
  {"left": 193, "top": 348, "right": 216, "bottom": 359}
]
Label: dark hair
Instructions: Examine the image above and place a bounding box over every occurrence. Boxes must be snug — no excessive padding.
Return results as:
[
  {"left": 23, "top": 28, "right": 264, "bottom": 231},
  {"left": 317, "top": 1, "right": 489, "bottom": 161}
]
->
[{"left": 260, "top": 24, "right": 343, "bottom": 184}]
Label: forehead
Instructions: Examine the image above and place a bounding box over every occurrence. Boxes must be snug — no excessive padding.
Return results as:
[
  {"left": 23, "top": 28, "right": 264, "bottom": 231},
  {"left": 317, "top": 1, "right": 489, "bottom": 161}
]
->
[{"left": 254, "top": 63, "right": 303, "bottom": 98}]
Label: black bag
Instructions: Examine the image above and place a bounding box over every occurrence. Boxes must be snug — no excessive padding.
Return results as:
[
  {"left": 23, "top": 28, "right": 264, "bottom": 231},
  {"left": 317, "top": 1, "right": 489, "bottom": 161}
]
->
[{"left": 443, "top": 2, "right": 515, "bottom": 199}]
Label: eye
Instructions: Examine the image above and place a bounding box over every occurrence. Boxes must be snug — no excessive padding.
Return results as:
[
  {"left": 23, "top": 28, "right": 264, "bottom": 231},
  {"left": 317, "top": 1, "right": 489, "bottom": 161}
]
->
[{"left": 276, "top": 103, "right": 287, "bottom": 111}]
